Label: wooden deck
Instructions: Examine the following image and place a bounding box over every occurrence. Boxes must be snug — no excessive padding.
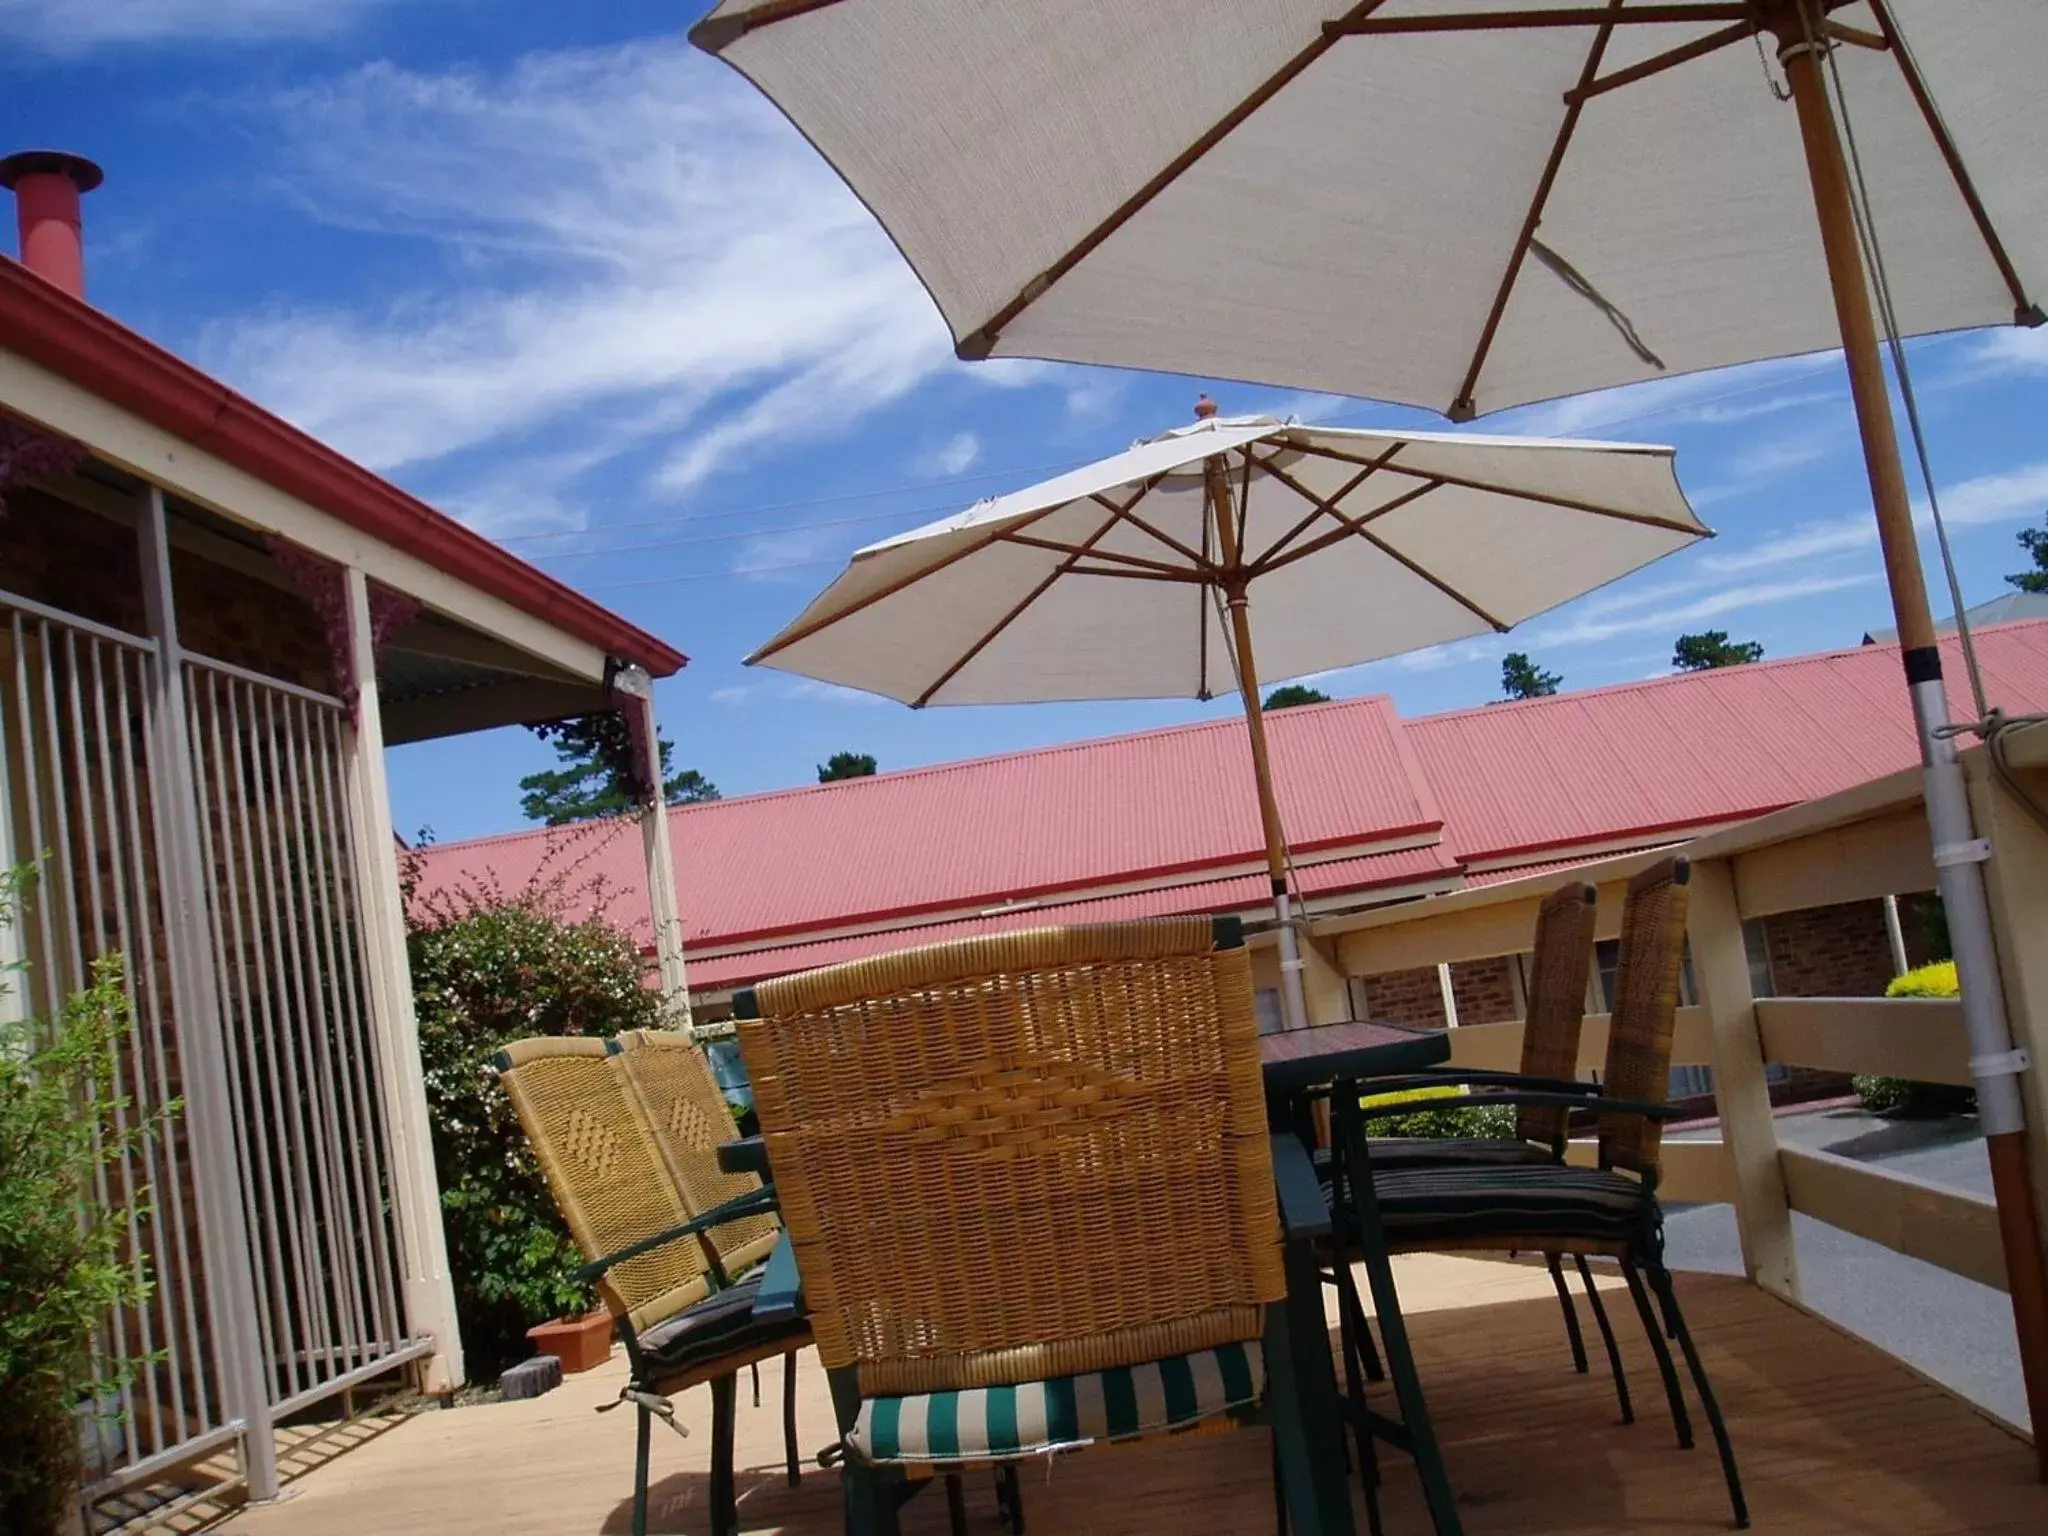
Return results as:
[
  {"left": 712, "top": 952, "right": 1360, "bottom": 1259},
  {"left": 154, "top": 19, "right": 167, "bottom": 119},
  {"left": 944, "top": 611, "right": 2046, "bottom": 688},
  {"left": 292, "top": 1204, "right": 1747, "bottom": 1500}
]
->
[{"left": 216, "top": 1255, "right": 2044, "bottom": 1536}]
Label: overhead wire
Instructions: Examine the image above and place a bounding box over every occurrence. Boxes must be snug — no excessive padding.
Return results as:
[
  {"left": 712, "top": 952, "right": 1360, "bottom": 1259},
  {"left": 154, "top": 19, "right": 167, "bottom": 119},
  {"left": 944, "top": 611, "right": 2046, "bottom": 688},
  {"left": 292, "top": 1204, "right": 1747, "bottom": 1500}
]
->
[{"left": 1817, "top": 10, "right": 2048, "bottom": 834}]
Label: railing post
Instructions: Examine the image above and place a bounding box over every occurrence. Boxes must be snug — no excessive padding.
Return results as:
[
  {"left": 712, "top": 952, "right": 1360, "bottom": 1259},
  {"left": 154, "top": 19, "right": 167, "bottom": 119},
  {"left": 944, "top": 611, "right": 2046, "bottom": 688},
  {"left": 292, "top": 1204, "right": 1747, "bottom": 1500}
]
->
[
  {"left": 1965, "top": 741, "right": 2048, "bottom": 1458},
  {"left": 612, "top": 666, "right": 693, "bottom": 1030},
  {"left": 135, "top": 488, "right": 280, "bottom": 1498},
  {"left": 1687, "top": 856, "right": 1800, "bottom": 1299},
  {"left": 339, "top": 566, "right": 465, "bottom": 1392}
]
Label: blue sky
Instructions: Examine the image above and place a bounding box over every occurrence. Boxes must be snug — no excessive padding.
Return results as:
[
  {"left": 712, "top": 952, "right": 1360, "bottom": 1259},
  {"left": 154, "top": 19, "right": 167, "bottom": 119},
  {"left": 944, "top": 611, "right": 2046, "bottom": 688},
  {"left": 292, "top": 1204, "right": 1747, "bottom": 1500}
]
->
[{"left": 9, "top": 1, "right": 2048, "bottom": 843}]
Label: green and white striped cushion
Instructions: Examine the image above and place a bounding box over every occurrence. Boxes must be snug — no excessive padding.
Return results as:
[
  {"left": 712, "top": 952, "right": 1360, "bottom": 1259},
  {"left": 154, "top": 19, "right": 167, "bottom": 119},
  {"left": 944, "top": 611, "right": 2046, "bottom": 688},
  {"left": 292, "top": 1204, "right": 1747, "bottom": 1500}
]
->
[{"left": 850, "top": 1341, "right": 1262, "bottom": 1465}]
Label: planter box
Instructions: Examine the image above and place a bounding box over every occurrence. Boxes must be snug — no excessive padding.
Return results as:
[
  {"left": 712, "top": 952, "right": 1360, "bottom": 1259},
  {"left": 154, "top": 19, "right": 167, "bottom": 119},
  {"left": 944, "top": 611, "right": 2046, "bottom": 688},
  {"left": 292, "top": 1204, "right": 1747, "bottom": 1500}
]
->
[{"left": 526, "top": 1310, "right": 613, "bottom": 1374}]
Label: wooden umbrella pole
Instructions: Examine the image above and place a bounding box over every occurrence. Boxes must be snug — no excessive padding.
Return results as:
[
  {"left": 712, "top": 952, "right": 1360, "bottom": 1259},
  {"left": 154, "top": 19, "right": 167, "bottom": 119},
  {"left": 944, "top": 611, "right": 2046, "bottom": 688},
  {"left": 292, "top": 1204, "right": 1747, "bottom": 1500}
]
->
[
  {"left": 1207, "top": 453, "right": 1311, "bottom": 1032},
  {"left": 1777, "top": 8, "right": 2048, "bottom": 1472}
]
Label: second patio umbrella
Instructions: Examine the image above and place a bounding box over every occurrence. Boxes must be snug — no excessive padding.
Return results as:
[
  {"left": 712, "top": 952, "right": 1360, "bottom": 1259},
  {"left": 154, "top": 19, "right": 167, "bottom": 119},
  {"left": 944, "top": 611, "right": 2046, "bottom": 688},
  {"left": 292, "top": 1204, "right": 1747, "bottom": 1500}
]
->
[{"left": 747, "top": 409, "right": 1706, "bottom": 1030}]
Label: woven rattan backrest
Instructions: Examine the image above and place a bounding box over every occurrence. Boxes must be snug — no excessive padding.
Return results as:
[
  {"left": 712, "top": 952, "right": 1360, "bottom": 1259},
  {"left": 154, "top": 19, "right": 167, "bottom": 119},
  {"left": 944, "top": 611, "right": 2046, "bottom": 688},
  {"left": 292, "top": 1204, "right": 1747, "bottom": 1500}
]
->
[
  {"left": 737, "top": 917, "right": 1285, "bottom": 1397},
  {"left": 1516, "top": 881, "right": 1600, "bottom": 1151},
  {"left": 612, "top": 1030, "right": 783, "bottom": 1279},
  {"left": 1598, "top": 858, "right": 1692, "bottom": 1179},
  {"left": 495, "top": 1037, "right": 714, "bottom": 1335}
]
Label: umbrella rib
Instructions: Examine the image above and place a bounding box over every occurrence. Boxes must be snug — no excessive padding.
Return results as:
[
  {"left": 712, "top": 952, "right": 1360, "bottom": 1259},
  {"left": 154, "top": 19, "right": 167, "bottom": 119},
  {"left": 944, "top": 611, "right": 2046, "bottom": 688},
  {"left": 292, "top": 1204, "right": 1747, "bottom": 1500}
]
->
[
  {"left": 1255, "top": 477, "right": 1446, "bottom": 576},
  {"left": 1256, "top": 462, "right": 1508, "bottom": 631},
  {"left": 911, "top": 510, "right": 1121, "bottom": 707},
  {"left": 1284, "top": 439, "right": 1705, "bottom": 537},
  {"left": 996, "top": 531, "right": 1191, "bottom": 578},
  {"left": 688, "top": 0, "right": 846, "bottom": 50},
  {"left": 747, "top": 500, "right": 1071, "bottom": 663},
  {"left": 1868, "top": 0, "right": 2043, "bottom": 322},
  {"left": 1326, "top": 5, "right": 1748, "bottom": 35},
  {"left": 1569, "top": 21, "right": 1755, "bottom": 104},
  {"left": 1246, "top": 444, "right": 1404, "bottom": 569},
  {"left": 956, "top": 0, "right": 1397, "bottom": 359},
  {"left": 1093, "top": 493, "right": 1213, "bottom": 571},
  {"left": 1451, "top": 1, "right": 1624, "bottom": 421}
]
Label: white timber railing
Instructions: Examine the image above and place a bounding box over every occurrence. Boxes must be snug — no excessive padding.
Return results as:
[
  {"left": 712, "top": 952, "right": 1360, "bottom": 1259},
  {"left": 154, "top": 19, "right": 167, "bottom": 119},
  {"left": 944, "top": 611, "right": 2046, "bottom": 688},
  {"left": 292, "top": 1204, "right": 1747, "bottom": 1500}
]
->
[{"left": 1309, "top": 721, "right": 2048, "bottom": 1308}]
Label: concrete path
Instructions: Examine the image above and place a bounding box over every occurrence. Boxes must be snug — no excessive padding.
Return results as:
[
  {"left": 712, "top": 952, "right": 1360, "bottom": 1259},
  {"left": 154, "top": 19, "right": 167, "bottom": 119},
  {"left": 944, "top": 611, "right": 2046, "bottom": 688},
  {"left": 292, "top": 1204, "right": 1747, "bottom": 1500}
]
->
[{"left": 1666, "top": 1106, "right": 2025, "bottom": 1429}]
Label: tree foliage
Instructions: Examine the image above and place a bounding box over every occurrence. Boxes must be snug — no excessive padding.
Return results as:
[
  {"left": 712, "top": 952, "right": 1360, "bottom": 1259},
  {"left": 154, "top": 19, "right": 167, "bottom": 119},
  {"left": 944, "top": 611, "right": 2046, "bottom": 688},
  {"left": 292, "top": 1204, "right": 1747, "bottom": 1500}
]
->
[
  {"left": 1672, "top": 630, "right": 1764, "bottom": 671},
  {"left": 1262, "top": 684, "right": 1331, "bottom": 710},
  {"left": 519, "top": 713, "right": 718, "bottom": 826},
  {"left": 2009, "top": 514, "right": 2048, "bottom": 594},
  {"left": 817, "top": 751, "right": 878, "bottom": 782},
  {"left": 1, "top": 869, "right": 173, "bottom": 1533},
  {"left": 404, "top": 840, "right": 662, "bottom": 1380},
  {"left": 1499, "top": 652, "right": 1561, "bottom": 700}
]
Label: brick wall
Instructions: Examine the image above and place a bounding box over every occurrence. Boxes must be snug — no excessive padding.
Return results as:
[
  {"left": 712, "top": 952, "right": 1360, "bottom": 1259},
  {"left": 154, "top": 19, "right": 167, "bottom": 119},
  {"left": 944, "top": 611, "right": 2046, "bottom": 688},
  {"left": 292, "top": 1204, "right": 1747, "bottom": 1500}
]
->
[
  {"left": 2, "top": 485, "right": 336, "bottom": 692},
  {"left": 1761, "top": 899, "right": 1900, "bottom": 998},
  {"left": 1449, "top": 955, "right": 1519, "bottom": 1024},
  {"left": 1358, "top": 965, "right": 1447, "bottom": 1028}
]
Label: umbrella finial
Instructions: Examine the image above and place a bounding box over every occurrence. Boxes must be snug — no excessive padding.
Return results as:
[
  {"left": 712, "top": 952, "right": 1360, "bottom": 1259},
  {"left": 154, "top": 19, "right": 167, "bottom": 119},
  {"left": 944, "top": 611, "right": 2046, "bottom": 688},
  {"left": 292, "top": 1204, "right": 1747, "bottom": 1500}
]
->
[{"left": 1193, "top": 393, "right": 1218, "bottom": 420}]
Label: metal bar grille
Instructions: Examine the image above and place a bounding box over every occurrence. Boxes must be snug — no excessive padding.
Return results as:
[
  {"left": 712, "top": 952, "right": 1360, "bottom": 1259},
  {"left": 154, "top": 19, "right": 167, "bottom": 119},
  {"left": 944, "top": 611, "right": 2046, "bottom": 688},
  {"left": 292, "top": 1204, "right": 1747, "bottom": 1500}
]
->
[
  {"left": 184, "top": 658, "right": 414, "bottom": 1408},
  {"left": 0, "top": 598, "right": 225, "bottom": 1478}
]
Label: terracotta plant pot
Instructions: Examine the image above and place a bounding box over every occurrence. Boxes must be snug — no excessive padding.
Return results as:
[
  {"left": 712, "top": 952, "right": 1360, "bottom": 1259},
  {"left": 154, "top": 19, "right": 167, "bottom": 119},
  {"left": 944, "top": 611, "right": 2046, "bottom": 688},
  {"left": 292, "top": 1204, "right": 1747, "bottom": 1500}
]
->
[{"left": 526, "top": 1309, "right": 613, "bottom": 1374}]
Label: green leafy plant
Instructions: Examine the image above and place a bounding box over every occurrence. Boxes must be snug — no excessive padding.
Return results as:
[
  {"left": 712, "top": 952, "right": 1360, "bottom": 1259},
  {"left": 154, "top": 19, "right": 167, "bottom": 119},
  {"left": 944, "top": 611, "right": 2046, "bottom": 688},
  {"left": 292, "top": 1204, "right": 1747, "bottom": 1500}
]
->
[
  {"left": 1854, "top": 961, "right": 1974, "bottom": 1119},
  {"left": 1361, "top": 1084, "right": 1517, "bottom": 1140},
  {"left": 1, "top": 869, "right": 172, "bottom": 1536},
  {"left": 404, "top": 838, "right": 663, "bottom": 1381}
]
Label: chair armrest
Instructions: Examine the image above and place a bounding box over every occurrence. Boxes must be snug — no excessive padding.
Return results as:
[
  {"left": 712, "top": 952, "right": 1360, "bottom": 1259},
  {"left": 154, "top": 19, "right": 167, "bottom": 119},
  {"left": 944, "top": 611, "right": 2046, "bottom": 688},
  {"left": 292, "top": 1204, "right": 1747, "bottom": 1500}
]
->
[
  {"left": 751, "top": 1230, "right": 803, "bottom": 1323},
  {"left": 718, "top": 1134, "right": 769, "bottom": 1176},
  {"left": 576, "top": 1185, "right": 779, "bottom": 1282},
  {"left": 1271, "top": 1133, "right": 1332, "bottom": 1242},
  {"left": 1360, "top": 1088, "right": 1685, "bottom": 1127},
  {"left": 1360, "top": 1070, "right": 1604, "bottom": 1098}
]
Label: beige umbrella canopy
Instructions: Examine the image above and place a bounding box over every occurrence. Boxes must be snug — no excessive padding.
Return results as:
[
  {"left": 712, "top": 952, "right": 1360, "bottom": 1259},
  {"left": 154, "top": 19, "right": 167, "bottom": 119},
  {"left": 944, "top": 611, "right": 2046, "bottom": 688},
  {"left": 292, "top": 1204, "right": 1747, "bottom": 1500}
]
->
[
  {"left": 750, "top": 409, "right": 1708, "bottom": 1031},
  {"left": 700, "top": 0, "right": 2048, "bottom": 1442}
]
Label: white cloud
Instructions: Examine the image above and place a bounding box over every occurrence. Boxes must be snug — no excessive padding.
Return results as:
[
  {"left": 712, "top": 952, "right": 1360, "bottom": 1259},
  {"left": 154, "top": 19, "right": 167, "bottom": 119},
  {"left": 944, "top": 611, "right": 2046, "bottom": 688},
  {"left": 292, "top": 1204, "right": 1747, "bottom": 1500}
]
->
[
  {"left": 779, "top": 678, "right": 888, "bottom": 706},
  {"left": 733, "top": 523, "right": 851, "bottom": 582},
  {"left": 1958, "top": 323, "right": 2048, "bottom": 381},
  {"left": 1697, "top": 517, "right": 1874, "bottom": 575},
  {"left": 708, "top": 685, "right": 754, "bottom": 705},
  {"left": 1921, "top": 460, "right": 2048, "bottom": 527},
  {"left": 1529, "top": 573, "right": 1878, "bottom": 647},
  {"left": 196, "top": 40, "right": 1057, "bottom": 533},
  {"left": 0, "top": 0, "right": 394, "bottom": 49},
  {"left": 911, "top": 432, "right": 982, "bottom": 478},
  {"left": 1493, "top": 354, "right": 1841, "bottom": 441}
]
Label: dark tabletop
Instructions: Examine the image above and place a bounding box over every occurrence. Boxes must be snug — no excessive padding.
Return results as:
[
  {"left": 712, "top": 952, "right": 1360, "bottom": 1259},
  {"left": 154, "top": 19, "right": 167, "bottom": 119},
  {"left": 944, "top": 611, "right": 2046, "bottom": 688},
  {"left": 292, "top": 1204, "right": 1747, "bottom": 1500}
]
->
[{"left": 1259, "top": 1018, "right": 1451, "bottom": 1096}]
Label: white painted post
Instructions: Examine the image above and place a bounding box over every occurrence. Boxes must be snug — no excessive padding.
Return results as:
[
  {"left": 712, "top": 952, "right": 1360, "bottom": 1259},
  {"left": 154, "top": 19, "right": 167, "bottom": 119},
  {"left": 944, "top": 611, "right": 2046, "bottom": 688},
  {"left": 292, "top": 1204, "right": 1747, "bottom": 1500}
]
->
[
  {"left": 1436, "top": 962, "right": 1460, "bottom": 1028},
  {"left": 612, "top": 667, "right": 692, "bottom": 1031},
  {"left": 339, "top": 567, "right": 465, "bottom": 1391},
  {"left": 1296, "top": 934, "right": 1350, "bottom": 1027},
  {"left": 1882, "top": 893, "right": 1910, "bottom": 978},
  {"left": 135, "top": 489, "right": 280, "bottom": 1497},
  {"left": 1688, "top": 857, "right": 1799, "bottom": 1299}
]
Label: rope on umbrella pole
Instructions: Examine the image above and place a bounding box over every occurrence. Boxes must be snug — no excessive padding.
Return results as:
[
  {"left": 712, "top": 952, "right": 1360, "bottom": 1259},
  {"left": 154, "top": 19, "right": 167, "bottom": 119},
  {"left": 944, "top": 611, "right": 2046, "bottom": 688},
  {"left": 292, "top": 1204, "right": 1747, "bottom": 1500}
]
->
[
  {"left": 1813, "top": 11, "right": 2048, "bottom": 834},
  {"left": 1208, "top": 578, "right": 1309, "bottom": 909}
]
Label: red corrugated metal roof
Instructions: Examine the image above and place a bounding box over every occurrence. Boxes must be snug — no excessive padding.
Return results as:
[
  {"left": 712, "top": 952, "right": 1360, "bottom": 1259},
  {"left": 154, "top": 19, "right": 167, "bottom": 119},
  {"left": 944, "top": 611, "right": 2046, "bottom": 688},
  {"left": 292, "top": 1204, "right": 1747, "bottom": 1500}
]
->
[
  {"left": 414, "top": 690, "right": 1439, "bottom": 947},
  {"left": 1407, "top": 625, "right": 2048, "bottom": 864},
  {"left": 409, "top": 621, "right": 2048, "bottom": 986},
  {"left": 681, "top": 844, "right": 1459, "bottom": 990}
]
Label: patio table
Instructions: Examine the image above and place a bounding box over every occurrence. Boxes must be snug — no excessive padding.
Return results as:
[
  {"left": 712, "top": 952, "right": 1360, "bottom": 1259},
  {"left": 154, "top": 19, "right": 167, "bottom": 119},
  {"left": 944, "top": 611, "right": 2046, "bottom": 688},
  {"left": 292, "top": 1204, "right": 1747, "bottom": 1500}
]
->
[{"left": 1260, "top": 1019, "right": 1450, "bottom": 1101}]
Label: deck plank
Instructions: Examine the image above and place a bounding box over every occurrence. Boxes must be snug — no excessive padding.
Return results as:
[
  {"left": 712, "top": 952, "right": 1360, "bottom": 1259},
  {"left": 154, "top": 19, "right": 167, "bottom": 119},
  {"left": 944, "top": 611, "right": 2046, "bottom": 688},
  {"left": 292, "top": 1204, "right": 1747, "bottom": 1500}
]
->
[{"left": 215, "top": 1255, "right": 2043, "bottom": 1536}]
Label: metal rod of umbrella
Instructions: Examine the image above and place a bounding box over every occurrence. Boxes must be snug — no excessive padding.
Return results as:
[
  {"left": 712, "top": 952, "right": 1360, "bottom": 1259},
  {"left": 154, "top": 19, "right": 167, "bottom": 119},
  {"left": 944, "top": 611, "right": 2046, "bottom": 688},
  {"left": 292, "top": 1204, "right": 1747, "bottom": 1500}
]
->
[
  {"left": 1204, "top": 445, "right": 1312, "bottom": 1034},
  {"left": 1771, "top": 1, "right": 2048, "bottom": 1466}
]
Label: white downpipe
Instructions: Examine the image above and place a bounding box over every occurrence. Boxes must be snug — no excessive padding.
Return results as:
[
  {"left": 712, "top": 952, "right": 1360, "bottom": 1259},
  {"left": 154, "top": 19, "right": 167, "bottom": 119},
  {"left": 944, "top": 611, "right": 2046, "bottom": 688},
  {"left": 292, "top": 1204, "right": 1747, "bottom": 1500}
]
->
[
  {"left": 1274, "top": 890, "right": 1311, "bottom": 1033},
  {"left": 1881, "top": 893, "right": 1910, "bottom": 979},
  {"left": 1911, "top": 680, "right": 2029, "bottom": 1137},
  {"left": 1437, "top": 962, "right": 1460, "bottom": 1028}
]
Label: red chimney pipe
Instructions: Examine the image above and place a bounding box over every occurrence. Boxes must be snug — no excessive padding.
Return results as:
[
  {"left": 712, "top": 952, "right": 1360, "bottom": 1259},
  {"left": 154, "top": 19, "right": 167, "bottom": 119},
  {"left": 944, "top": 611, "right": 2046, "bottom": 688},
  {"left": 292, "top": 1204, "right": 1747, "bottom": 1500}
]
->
[{"left": 0, "top": 151, "right": 104, "bottom": 301}]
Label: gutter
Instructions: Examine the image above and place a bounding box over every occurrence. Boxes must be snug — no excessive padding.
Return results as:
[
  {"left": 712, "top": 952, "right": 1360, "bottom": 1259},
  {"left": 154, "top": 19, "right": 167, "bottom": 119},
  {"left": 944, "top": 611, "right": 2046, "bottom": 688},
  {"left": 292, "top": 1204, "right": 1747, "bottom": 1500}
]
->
[{"left": 0, "top": 257, "right": 687, "bottom": 676}]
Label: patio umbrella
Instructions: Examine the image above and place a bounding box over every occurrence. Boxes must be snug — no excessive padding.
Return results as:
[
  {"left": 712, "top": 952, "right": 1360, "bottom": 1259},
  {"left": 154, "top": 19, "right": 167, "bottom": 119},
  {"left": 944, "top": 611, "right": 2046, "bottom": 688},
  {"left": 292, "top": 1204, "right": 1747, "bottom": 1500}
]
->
[
  {"left": 746, "top": 409, "right": 1707, "bottom": 1033},
  {"left": 693, "top": 0, "right": 2048, "bottom": 1446}
]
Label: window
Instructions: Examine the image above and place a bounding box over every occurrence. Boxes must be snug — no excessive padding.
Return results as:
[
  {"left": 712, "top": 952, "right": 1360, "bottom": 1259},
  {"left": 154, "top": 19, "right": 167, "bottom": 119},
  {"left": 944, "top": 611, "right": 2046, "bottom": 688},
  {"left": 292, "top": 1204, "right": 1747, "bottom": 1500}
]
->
[
  {"left": 1253, "top": 987, "right": 1284, "bottom": 1035},
  {"left": 1593, "top": 939, "right": 1697, "bottom": 1011},
  {"left": 1742, "top": 917, "right": 1776, "bottom": 998}
]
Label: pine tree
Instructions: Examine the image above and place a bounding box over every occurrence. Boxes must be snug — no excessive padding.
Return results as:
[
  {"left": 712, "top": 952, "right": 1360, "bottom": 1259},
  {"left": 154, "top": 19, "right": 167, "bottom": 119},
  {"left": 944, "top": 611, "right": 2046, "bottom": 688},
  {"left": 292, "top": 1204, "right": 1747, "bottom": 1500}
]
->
[
  {"left": 518, "top": 715, "right": 718, "bottom": 825},
  {"left": 1499, "top": 652, "right": 1561, "bottom": 700},
  {"left": 1672, "top": 630, "right": 1764, "bottom": 670}
]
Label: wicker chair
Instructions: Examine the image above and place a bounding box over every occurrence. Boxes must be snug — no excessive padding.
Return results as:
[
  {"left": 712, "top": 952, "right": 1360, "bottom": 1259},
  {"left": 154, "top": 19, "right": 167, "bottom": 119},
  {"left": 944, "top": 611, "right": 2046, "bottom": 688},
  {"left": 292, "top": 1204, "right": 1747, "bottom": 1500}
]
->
[
  {"left": 1332, "top": 882, "right": 1631, "bottom": 1423},
  {"left": 495, "top": 1037, "right": 812, "bottom": 1536},
  {"left": 734, "top": 916, "right": 1355, "bottom": 1536},
  {"left": 1333, "top": 858, "right": 1747, "bottom": 1529},
  {"left": 612, "top": 1028, "right": 810, "bottom": 1489}
]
